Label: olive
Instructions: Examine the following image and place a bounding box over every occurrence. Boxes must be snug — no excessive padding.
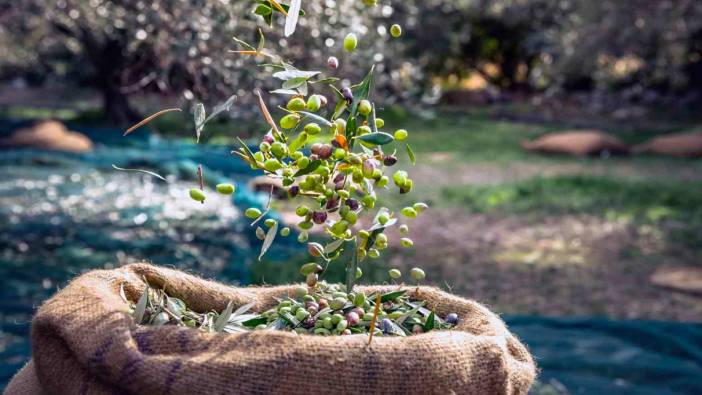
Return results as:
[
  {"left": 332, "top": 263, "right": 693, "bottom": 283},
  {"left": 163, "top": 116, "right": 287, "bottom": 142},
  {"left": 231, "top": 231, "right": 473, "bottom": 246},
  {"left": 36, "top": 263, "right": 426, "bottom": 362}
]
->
[
  {"left": 216, "top": 183, "right": 235, "bottom": 195},
  {"left": 245, "top": 207, "right": 262, "bottom": 218},
  {"left": 410, "top": 268, "right": 425, "bottom": 281},
  {"left": 445, "top": 313, "right": 459, "bottom": 325},
  {"left": 189, "top": 188, "right": 206, "bottom": 203},
  {"left": 327, "top": 56, "right": 339, "bottom": 69},
  {"left": 286, "top": 97, "right": 306, "bottom": 111},
  {"left": 312, "top": 211, "right": 328, "bottom": 224},
  {"left": 343, "top": 33, "right": 358, "bottom": 52},
  {"left": 390, "top": 24, "right": 402, "bottom": 38}
]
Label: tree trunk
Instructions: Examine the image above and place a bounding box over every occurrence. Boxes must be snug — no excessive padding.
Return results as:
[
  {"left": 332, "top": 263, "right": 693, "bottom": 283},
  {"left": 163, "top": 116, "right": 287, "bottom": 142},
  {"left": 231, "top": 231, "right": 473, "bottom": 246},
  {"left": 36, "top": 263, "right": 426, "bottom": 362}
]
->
[{"left": 101, "top": 83, "right": 140, "bottom": 126}]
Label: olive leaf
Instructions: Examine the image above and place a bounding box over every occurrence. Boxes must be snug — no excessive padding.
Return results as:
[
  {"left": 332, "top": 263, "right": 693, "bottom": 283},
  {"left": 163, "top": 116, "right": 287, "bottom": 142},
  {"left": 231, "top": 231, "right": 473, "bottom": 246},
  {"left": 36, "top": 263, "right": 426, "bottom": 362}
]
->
[
  {"left": 133, "top": 284, "right": 149, "bottom": 324},
  {"left": 355, "top": 132, "right": 394, "bottom": 146},
  {"left": 204, "top": 94, "right": 237, "bottom": 124},
  {"left": 270, "top": 89, "right": 300, "bottom": 95},
  {"left": 297, "top": 111, "right": 333, "bottom": 127},
  {"left": 112, "top": 165, "right": 167, "bottom": 182},
  {"left": 258, "top": 221, "right": 278, "bottom": 261},
  {"left": 284, "top": 0, "right": 301, "bottom": 37},
  {"left": 272, "top": 69, "right": 320, "bottom": 81},
  {"left": 383, "top": 319, "right": 407, "bottom": 336},
  {"left": 292, "top": 159, "right": 321, "bottom": 177},
  {"left": 349, "top": 65, "right": 375, "bottom": 116},
  {"left": 256, "top": 28, "right": 265, "bottom": 52},
  {"left": 405, "top": 143, "right": 416, "bottom": 165},
  {"left": 194, "top": 103, "right": 206, "bottom": 142},
  {"left": 282, "top": 77, "right": 307, "bottom": 89},
  {"left": 345, "top": 238, "right": 359, "bottom": 292},
  {"left": 380, "top": 290, "right": 407, "bottom": 303},
  {"left": 287, "top": 131, "right": 309, "bottom": 153},
  {"left": 423, "top": 311, "right": 435, "bottom": 332},
  {"left": 241, "top": 316, "right": 267, "bottom": 328},
  {"left": 254, "top": 4, "right": 272, "bottom": 16},
  {"left": 214, "top": 300, "right": 234, "bottom": 332},
  {"left": 324, "top": 238, "right": 345, "bottom": 254}
]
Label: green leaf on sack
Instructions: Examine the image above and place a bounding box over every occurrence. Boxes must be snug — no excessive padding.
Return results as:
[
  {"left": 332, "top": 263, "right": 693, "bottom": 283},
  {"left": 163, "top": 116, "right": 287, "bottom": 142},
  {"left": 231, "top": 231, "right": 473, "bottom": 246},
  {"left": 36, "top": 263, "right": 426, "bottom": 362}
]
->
[
  {"left": 241, "top": 316, "right": 268, "bottom": 328},
  {"left": 384, "top": 319, "right": 407, "bottom": 336},
  {"left": 232, "top": 301, "right": 255, "bottom": 317},
  {"left": 380, "top": 290, "right": 407, "bottom": 303},
  {"left": 214, "top": 300, "right": 234, "bottom": 332},
  {"left": 297, "top": 111, "right": 333, "bottom": 127},
  {"left": 133, "top": 284, "right": 149, "bottom": 324},
  {"left": 356, "top": 132, "right": 394, "bottom": 146},
  {"left": 423, "top": 311, "right": 435, "bottom": 332},
  {"left": 280, "top": 312, "right": 300, "bottom": 327},
  {"left": 293, "top": 159, "right": 321, "bottom": 177},
  {"left": 258, "top": 221, "right": 278, "bottom": 261},
  {"left": 406, "top": 143, "right": 416, "bottom": 165}
]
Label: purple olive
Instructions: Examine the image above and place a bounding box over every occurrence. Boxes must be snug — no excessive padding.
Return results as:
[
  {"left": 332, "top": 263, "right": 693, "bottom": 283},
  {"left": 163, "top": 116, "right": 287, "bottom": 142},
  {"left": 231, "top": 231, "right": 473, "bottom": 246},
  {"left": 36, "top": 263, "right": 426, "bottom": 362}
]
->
[
  {"left": 326, "top": 196, "right": 339, "bottom": 211},
  {"left": 346, "top": 311, "right": 360, "bottom": 326},
  {"left": 288, "top": 185, "right": 300, "bottom": 198},
  {"left": 310, "top": 143, "right": 322, "bottom": 155},
  {"left": 318, "top": 144, "right": 333, "bottom": 159},
  {"left": 380, "top": 318, "right": 393, "bottom": 334},
  {"left": 383, "top": 155, "right": 398, "bottom": 166},
  {"left": 327, "top": 56, "right": 339, "bottom": 69},
  {"left": 303, "top": 317, "right": 316, "bottom": 328},
  {"left": 312, "top": 211, "right": 328, "bottom": 224},
  {"left": 262, "top": 134, "right": 275, "bottom": 144},
  {"left": 342, "top": 86, "right": 353, "bottom": 103},
  {"left": 350, "top": 307, "right": 364, "bottom": 317},
  {"left": 445, "top": 313, "right": 459, "bottom": 325},
  {"left": 346, "top": 198, "right": 359, "bottom": 211},
  {"left": 383, "top": 301, "right": 394, "bottom": 311}
]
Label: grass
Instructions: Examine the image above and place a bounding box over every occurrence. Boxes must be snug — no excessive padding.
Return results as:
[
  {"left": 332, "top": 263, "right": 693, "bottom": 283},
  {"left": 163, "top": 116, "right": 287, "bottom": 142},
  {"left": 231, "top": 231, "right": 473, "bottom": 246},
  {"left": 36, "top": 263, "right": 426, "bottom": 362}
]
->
[{"left": 442, "top": 174, "right": 702, "bottom": 223}]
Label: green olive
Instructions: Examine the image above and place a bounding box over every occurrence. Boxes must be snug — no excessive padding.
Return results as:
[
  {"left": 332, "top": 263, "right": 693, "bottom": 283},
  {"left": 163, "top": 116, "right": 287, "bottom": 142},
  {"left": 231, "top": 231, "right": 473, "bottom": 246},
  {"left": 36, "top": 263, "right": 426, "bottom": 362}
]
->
[
  {"left": 410, "top": 267, "right": 425, "bottom": 281},
  {"left": 304, "top": 122, "right": 321, "bottom": 135},
  {"left": 245, "top": 207, "right": 262, "bottom": 218},
  {"left": 280, "top": 113, "right": 301, "bottom": 129},
  {"left": 375, "top": 118, "right": 385, "bottom": 128},
  {"left": 306, "top": 95, "right": 322, "bottom": 112},
  {"left": 189, "top": 188, "right": 206, "bottom": 203},
  {"left": 388, "top": 268, "right": 401, "bottom": 279},
  {"left": 215, "top": 183, "right": 235, "bottom": 195},
  {"left": 286, "top": 97, "right": 306, "bottom": 111},
  {"left": 400, "top": 238, "right": 414, "bottom": 248},
  {"left": 390, "top": 24, "right": 402, "bottom": 38},
  {"left": 358, "top": 100, "right": 372, "bottom": 116},
  {"left": 394, "top": 129, "right": 408, "bottom": 141},
  {"left": 343, "top": 33, "right": 358, "bottom": 52},
  {"left": 400, "top": 207, "right": 418, "bottom": 218},
  {"left": 280, "top": 227, "right": 291, "bottom": 237}
]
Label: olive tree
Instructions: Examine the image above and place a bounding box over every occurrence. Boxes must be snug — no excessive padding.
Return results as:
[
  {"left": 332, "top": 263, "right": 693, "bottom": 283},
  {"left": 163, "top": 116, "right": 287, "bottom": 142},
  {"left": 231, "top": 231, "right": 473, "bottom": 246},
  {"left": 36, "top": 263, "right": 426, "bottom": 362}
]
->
[{"left": 0, "top": 0, "right": 419, "bottom": 124}]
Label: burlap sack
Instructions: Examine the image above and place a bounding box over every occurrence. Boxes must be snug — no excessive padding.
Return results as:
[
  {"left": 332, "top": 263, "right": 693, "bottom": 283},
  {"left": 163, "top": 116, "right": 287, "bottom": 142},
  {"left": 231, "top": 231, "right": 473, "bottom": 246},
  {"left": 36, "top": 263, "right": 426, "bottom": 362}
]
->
[
  {"left": 522, "top": 130, "right": 629, "bottom": 156},
  {"left": 5, "top": 263, "right": 536, "bottom": 394}
]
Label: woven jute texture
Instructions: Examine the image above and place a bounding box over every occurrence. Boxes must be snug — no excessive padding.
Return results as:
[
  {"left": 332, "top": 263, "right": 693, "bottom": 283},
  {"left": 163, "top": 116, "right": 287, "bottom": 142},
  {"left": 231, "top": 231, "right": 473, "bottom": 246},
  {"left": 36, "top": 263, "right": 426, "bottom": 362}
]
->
[{"left": 5, "top": 263, "right": 536, "bottom": 394}]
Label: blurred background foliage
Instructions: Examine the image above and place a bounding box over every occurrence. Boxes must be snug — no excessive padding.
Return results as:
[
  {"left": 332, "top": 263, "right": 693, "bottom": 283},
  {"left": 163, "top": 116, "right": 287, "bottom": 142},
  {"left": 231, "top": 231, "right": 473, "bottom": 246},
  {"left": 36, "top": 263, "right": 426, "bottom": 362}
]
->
[{"left": 1, "top": 0, "right": 701, "bottom": 124}]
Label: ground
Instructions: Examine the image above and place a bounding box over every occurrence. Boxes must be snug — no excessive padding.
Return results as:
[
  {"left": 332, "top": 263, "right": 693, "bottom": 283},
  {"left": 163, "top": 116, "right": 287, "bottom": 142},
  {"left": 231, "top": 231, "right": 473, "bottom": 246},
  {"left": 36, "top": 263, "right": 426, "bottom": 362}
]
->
[{"left": 376, "top": 111, "right": 702, "bottom": 321}]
